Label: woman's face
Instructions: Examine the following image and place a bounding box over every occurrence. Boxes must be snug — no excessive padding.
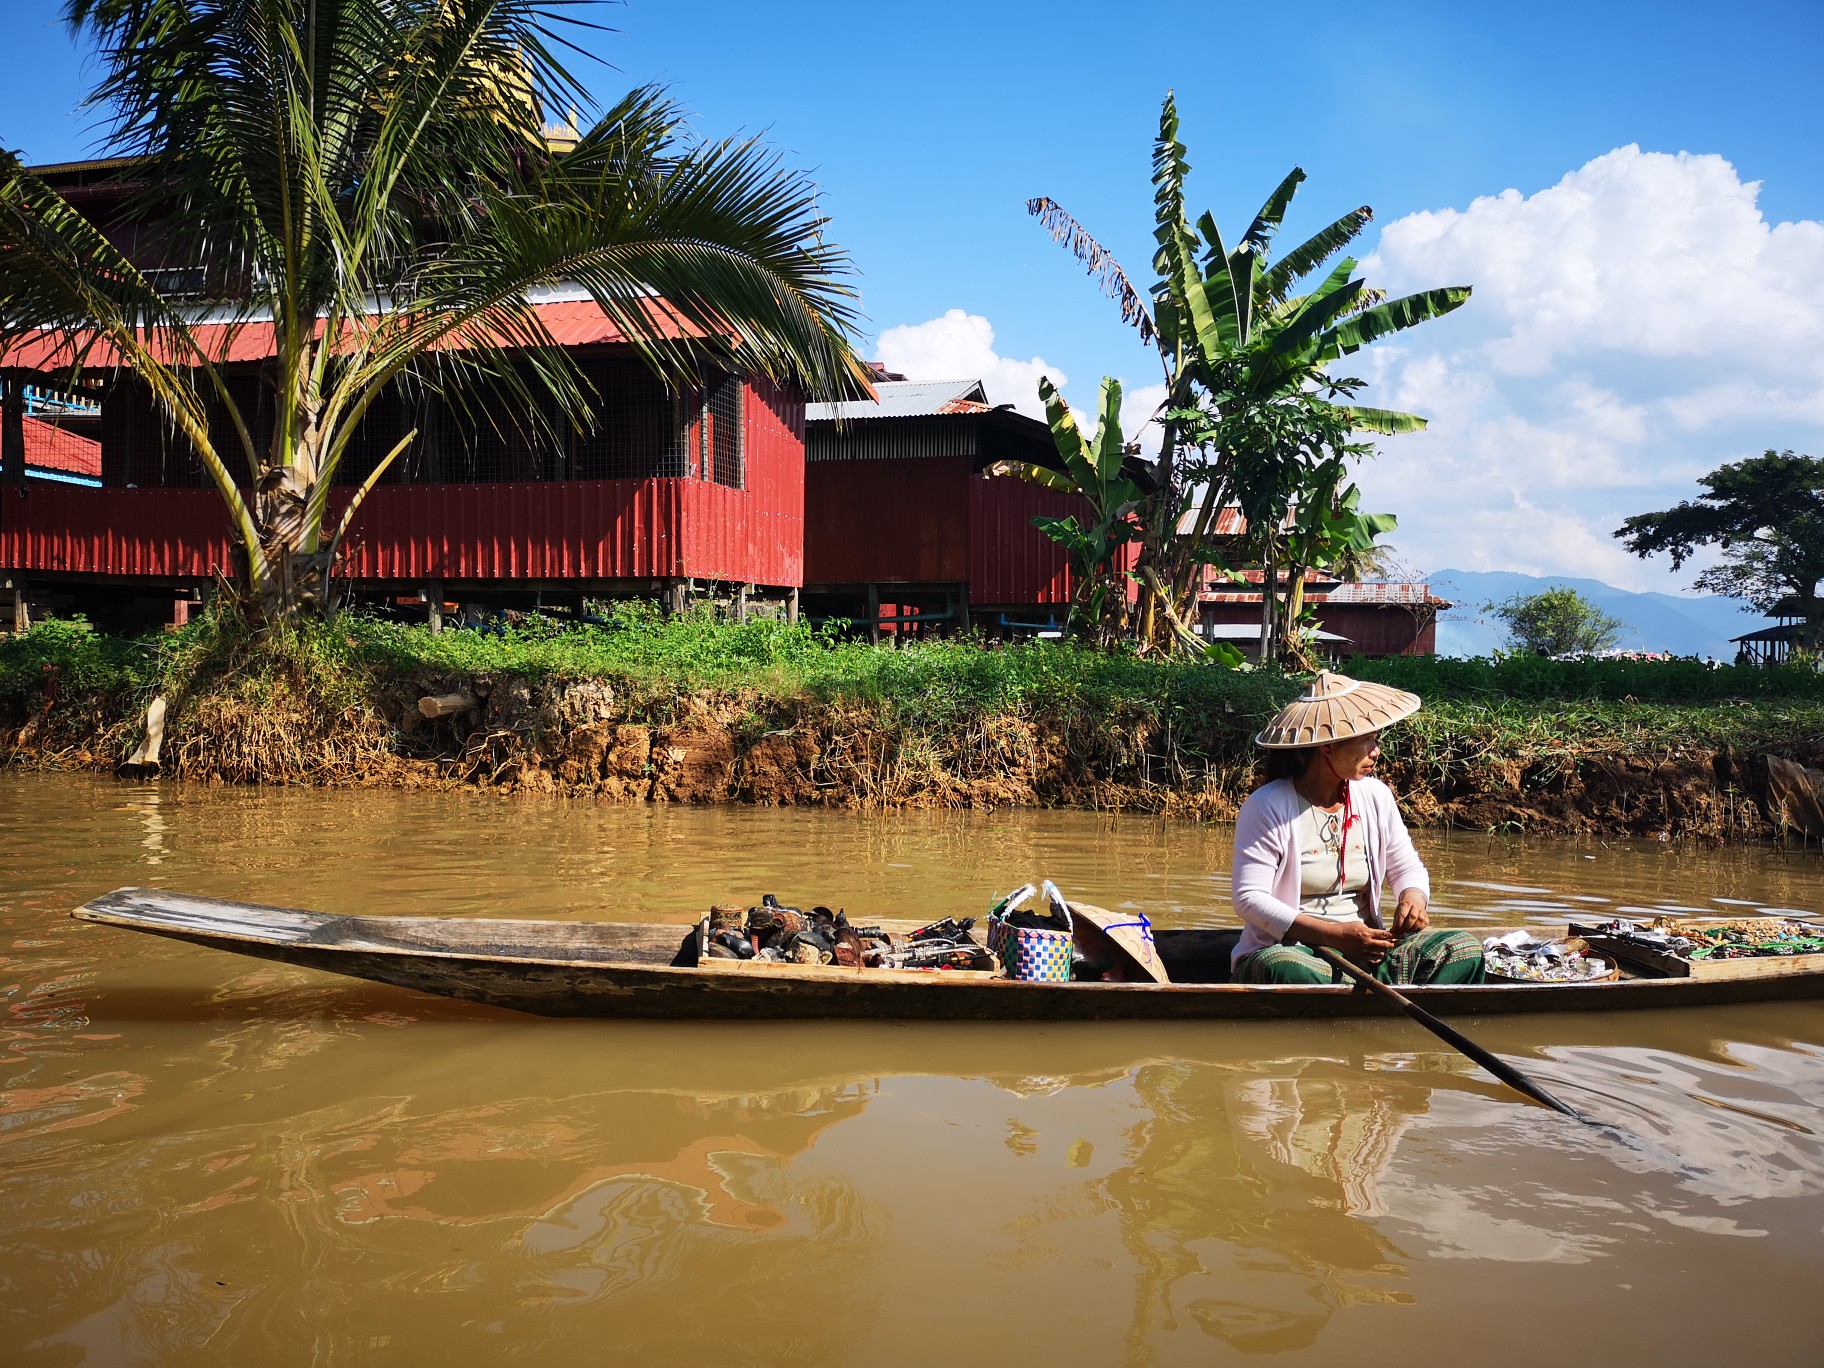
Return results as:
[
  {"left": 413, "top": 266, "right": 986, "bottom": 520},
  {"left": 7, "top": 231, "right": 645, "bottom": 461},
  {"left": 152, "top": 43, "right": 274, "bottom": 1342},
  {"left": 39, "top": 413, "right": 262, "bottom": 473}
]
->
[{"left": 1313, "top": 731, "right": 1382, "bottom": 782}]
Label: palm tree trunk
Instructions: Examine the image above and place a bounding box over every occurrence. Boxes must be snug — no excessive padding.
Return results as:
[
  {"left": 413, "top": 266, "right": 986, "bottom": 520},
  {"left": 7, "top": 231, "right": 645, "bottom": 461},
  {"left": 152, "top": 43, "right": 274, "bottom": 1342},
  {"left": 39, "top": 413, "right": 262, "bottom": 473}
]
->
[{"left": 252, "top": 375, "right": 327, "bottom": 620}]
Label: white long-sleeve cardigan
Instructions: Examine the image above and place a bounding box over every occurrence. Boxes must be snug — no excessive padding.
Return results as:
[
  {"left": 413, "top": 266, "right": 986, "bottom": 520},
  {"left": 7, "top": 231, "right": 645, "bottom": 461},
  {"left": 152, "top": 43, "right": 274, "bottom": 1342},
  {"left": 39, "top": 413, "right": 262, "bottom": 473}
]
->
[{"left": 1229, "top": 776, "right": 1432, "bottom": 967}]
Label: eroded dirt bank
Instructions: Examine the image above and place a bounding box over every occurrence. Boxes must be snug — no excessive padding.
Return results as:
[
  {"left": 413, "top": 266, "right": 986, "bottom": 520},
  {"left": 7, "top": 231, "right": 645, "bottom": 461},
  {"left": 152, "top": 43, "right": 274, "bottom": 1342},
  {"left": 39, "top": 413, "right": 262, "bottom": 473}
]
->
[{"left": 5, "top": 664, "right": 1821, "bottom": 842}]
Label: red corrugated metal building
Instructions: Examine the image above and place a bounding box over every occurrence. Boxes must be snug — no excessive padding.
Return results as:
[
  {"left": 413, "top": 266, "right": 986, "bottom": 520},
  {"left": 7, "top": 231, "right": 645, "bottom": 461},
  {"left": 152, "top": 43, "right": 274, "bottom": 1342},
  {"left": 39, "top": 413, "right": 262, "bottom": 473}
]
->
[
  {"left": 0, "top": 160, "right": 813, "bottom": 629},
  {"left": 803, "top": 379, "right": 1123, "bottom": 637}
]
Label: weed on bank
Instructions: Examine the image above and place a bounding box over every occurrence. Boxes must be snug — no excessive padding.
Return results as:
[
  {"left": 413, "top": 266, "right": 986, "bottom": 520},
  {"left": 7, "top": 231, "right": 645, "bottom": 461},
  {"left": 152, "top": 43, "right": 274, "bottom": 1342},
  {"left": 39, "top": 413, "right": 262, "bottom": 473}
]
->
[{"left": 4, "top": 610, "right": 1821, "bottom": 818}]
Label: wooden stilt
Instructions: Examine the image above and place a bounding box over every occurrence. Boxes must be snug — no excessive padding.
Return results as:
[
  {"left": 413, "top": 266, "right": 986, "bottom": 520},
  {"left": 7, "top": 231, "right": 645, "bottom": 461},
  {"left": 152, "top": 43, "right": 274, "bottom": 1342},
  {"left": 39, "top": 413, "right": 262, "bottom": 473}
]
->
[
  {"left": 786, "top": 586, "right": 799, "bottom": 626},
  {"left": 956, "top": 582, "right": 971, "bottom": 635},
  {"left": 867, "top": 583, "right": 880, "bottom": 646},
  {"left": 425, "top": 581, "right": 444, "bottom": 633},
  {"left": 737, "top": 583, "right": 749, "bottom": 623},
  {"left": 9, "top": 581, "right": 29, "bottom": 634}
]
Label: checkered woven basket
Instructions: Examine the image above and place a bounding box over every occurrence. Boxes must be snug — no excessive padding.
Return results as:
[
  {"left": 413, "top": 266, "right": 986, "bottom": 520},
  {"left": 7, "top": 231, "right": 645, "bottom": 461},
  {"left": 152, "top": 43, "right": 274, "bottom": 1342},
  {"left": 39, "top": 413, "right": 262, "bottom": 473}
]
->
[{"left": 987, "top": 890, "right": 1075, "bottom": 982}]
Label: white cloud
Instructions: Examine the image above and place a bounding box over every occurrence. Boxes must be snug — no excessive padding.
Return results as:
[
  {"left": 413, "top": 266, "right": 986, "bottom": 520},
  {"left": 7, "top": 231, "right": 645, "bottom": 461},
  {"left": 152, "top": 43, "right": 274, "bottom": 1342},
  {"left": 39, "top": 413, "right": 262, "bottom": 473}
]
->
[
  {"left": 1351, "top": 145, "right": 1824, "bottom": 592},
  {"left": 874, "top": 308, "right": 1168, "bottom": 453},
  {"left": 873, "top": 309, "right": 1063, "bottom": 419}
]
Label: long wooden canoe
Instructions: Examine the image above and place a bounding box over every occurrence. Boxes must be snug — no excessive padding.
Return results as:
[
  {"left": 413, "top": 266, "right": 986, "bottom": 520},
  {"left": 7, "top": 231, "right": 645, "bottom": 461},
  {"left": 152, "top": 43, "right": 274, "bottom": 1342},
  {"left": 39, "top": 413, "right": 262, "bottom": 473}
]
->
[{"left": 72, "top": 888, "right": 1824, "bottom": 1021}]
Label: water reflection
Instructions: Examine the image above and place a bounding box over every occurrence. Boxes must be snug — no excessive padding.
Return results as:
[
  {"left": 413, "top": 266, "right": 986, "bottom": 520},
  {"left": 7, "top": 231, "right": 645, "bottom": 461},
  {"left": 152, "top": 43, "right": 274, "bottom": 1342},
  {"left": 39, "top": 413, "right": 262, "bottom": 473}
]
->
[{"left": 1109, "top": 1059, "right": 1421, "bottom": 1357}]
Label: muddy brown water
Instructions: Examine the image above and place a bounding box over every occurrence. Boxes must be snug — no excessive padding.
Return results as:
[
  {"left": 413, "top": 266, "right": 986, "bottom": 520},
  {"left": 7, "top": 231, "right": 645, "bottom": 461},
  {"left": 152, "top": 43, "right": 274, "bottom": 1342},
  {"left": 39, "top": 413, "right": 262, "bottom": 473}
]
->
[{"left": 4, "top": 772, "right": 1823, "bottom": 1367}]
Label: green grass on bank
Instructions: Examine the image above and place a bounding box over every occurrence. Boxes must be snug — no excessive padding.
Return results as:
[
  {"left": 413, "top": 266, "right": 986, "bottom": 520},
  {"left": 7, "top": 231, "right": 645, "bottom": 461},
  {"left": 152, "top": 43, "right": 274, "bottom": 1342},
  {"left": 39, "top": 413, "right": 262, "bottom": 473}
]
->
[
  {"left": 1350, "top": 651, "right": 1824, "bottom": 703},
  {"left": 3, "top": 607, "right": 1821, "bottom": 756}
]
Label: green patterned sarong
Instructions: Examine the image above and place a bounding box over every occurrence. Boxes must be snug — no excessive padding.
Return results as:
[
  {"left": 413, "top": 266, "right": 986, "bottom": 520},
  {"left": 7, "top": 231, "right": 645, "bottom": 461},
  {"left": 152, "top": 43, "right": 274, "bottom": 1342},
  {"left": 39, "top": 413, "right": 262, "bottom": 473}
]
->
[{"left": 1233, "top": 929, "right": 1485, "bottom": 986}]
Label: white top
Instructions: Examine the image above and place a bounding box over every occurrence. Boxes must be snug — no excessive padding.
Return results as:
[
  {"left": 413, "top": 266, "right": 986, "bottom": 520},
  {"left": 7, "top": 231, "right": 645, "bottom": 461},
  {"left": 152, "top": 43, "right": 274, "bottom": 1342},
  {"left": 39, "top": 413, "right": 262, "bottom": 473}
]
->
[
  {"left": 1295, "top": 798, "right": 1370, "bottom": 922},
  {"left": 1230, "top": 777, "right": 1432, "bottom": 966}
]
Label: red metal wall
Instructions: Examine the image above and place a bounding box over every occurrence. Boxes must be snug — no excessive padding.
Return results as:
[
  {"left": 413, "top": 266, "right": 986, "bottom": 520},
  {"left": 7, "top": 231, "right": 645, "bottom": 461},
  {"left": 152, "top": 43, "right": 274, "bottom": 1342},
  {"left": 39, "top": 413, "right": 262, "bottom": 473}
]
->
[
  {"left": 677, "top": 379, "right": 803, "bottom": 585},
  {"left": 1318, "top": 605, "right": 1437, "bottom": 657},
  {"left": 0, "top": 486, "right": 237, "bottom": 577},
  {"left": 804, "top": 459, "right": 1100, "bottom": 607},
  {"left": 1198, "top": 603, "right": 1438, "bottom": 657},
  {"left": 967, "top": 475, "right": 1092, "bottom": 607},
  {"left": 0, "top": 381, "right": 806, "bottom": 588},
  {"left": 804, "top": 456, "right": 971, "bottom": 586}
]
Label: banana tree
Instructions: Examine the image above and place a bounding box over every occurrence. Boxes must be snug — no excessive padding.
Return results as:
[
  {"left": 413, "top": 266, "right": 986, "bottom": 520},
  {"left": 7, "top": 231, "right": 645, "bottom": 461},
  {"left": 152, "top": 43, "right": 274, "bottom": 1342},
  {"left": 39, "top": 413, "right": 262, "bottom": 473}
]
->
[
  {"left": 0, "top": 0, "right": 869, "bottom": 621},
  {"left": 992, "top": 376, "right": 1143, "bottom": 649},
  {"left": 1028, "top": 93, "right": 1468, "bottom": 654}
]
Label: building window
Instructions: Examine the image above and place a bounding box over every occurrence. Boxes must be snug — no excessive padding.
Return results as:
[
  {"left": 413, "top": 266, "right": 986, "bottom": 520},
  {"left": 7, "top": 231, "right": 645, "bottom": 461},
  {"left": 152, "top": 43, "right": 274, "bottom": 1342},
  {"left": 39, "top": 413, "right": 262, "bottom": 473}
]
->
[
  {"left": 704, "top": 370, "right": 744, "bottom": 489},
  {"left": 104, "top": 359, "right": 745, "bottom": 487},
  {"left": 568, "top": 360, "right": 694, "bottom": 481}
]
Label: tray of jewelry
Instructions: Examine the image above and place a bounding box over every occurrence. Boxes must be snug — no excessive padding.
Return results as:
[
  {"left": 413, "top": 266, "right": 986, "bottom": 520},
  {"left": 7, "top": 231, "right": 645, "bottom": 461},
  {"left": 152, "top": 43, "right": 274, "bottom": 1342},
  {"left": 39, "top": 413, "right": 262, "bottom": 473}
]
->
[{"left": 1568, "top": 916, "right": 1824, "bottom": 980}]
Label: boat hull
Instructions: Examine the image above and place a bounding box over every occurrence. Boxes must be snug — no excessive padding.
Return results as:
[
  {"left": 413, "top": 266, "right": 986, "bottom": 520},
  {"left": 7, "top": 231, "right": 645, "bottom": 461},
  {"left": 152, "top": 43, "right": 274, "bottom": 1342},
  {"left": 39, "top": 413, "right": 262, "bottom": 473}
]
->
[{"left": 72, "top": 888, "right": 1824, "bottom": 1021}]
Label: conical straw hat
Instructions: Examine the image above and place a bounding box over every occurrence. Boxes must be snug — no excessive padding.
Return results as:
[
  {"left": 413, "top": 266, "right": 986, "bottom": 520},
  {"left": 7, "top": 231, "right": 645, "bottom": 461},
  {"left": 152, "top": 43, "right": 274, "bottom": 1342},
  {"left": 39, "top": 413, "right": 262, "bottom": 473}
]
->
[{"left": 1254, "top": 671, "right": 1421, "bottom": 749}]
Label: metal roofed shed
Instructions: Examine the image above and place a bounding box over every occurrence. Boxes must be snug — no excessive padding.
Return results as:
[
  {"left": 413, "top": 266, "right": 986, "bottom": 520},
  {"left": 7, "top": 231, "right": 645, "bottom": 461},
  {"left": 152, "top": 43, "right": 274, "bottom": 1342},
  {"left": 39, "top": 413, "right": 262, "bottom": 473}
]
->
[
  {"left": 806, "top": 379, "right": 990, "bottom": 421},
  {"left": 1193, "top": 565, "right": 1452, "bottom": 659},
  {"left": 802, "top": 380, "right": 1132, "bottom": 640}
]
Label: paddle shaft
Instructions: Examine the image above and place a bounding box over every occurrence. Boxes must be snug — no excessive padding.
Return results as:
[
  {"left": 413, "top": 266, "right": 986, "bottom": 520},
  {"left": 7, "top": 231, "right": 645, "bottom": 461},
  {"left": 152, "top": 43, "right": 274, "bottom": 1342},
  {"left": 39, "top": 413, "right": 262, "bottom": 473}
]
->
[{"left": 1315, "top": 947, "right": 1584, "bottom": 1119}]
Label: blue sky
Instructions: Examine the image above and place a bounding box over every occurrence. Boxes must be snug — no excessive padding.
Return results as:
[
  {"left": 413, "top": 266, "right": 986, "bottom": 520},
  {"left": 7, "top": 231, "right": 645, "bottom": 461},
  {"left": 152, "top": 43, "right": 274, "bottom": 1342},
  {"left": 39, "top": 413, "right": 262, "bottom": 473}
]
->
[{"left": 7, "top": 1, "right": 1824, "bottom": 592}]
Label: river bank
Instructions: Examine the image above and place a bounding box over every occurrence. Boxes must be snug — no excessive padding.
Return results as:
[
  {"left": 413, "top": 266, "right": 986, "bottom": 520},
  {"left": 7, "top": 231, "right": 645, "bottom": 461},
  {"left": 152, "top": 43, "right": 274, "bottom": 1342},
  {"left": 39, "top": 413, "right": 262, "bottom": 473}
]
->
[{"left": 3, "top": 609, "right": 1822, "bottom": 840}]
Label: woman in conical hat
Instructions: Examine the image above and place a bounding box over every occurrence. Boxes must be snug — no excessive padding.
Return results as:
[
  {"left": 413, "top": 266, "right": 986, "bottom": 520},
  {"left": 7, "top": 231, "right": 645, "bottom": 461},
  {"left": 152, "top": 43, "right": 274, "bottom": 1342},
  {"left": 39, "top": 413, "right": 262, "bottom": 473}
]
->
[{"left": 1229, "top": 671, "right": 1485, "bottom": 986}]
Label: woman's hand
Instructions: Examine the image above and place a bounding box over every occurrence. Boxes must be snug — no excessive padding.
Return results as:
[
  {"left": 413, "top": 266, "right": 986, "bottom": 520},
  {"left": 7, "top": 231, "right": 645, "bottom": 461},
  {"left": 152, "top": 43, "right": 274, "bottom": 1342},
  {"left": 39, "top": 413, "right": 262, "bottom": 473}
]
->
[
  {"left": 1293, "top": 915, "right": 1395, "bottom": 963},
  {"left": 1392, "top": 888, "right": 1430, "bottom": 936}
]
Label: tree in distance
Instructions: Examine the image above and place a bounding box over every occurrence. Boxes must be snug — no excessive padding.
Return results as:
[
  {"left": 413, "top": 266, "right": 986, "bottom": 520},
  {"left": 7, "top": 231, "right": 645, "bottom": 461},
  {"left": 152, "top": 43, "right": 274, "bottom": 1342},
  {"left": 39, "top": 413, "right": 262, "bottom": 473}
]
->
[
  {"left": 1484, "top": 586, "right": 1627, "bottom": 657},
  {"left": 1615, "top": 450, "right": 1824, "bottom": 650}
]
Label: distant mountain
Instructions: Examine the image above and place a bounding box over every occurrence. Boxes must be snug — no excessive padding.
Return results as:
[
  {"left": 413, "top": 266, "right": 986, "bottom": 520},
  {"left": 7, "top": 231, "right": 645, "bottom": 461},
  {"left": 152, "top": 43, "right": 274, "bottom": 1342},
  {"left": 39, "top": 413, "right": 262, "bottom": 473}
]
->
[{"left": 1424, "top": 569, "right": 1769, "bottom": 659}]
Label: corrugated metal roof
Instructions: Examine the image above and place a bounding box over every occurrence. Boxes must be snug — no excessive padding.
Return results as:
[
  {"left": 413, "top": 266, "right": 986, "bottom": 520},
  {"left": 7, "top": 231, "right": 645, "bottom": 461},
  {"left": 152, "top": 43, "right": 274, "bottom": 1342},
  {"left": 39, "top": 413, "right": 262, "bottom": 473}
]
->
[
  {"left": 0, "top": 299, "right": 696, "bottom": 371},
  {"left": 1199, "top": 580, "right": 1450, "bottom": 608},
  {"left": 807, "top": 379, "right": 989, "bottom": 422},
  {"left": 22, "top": 416, "right": 101, "bottom": 478},
  {"left": 1323, "top": 582, "right": 1450, "bottom": 607},
  {"left": 1180, "top": 507, "right": 1287, "bottom": 536}
]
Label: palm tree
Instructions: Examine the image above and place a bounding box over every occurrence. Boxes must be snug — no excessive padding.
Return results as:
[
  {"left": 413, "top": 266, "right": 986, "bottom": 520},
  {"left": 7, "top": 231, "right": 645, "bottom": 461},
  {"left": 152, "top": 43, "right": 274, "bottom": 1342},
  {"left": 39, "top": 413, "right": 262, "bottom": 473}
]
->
[
  {"left": 1027, "top": 93, "right": 1468, "bottom": 656},
  {"left": 0, "top": 0, "right": 869, "bottom": 619}
]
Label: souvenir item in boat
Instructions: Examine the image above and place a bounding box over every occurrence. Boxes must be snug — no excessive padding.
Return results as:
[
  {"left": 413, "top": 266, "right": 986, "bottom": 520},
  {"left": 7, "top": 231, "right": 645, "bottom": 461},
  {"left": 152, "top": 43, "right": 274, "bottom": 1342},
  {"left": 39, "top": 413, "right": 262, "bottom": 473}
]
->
[
  {"left": 708, "top": 905, "right": 746, "bottom": 934},
  {"left": 1573, "top": 915, "right": 1824, "bottom": 980},
  {"left": 1666, "top": 917, "right": 1824, "bottom": 959},
  {"left": 1482, "top": 931, "right": 1614, "bottom": 983},
  {"left": 987, "top": 881, "right": 1075, "bottom": 982},
  {"left": 711, "top": 929, "right": 757, "bottom": 960},
  {"left": 909, "top": 916, "right": 977, "bottom": 943}
]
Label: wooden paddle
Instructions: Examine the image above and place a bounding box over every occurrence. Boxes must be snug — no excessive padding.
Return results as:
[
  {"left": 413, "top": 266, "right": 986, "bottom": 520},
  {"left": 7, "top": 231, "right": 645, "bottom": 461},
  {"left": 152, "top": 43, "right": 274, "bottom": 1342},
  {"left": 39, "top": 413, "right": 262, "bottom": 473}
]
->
[{"left": 1314, "top": 947, "right": 1585, "bottom": 1119}]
